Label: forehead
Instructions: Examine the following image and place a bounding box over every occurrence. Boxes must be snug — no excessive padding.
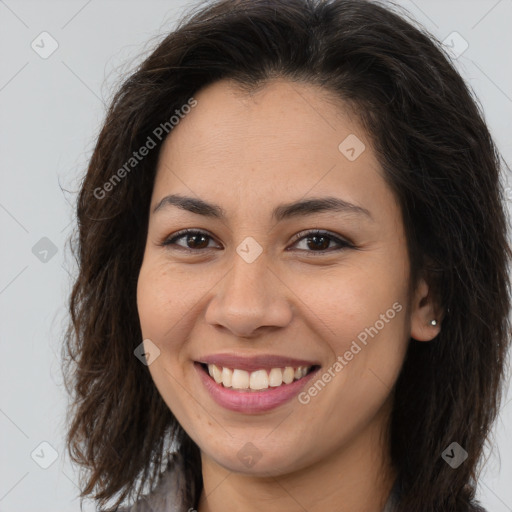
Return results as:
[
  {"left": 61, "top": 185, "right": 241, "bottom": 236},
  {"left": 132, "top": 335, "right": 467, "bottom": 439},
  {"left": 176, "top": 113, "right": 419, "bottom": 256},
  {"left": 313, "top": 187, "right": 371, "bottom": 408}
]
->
[
  {"left": 151, "top": 78, "right": 395, "bottom": 223},
  {"left": 160, "top": 77, "right": 363, "bottom": 156}
]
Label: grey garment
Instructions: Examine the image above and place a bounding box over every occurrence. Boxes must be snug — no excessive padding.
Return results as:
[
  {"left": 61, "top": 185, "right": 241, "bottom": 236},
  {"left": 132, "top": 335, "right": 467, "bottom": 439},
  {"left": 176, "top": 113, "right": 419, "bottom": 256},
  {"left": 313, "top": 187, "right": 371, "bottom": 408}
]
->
[
  {"left": 116, "top": 452, "right": 190, "bottom": 512},
  {"left": 116, "top": 451, "right": 399, "bottom": 512},
  {"left": 382, "top": 478, "right": 400, "bottom": 512}
]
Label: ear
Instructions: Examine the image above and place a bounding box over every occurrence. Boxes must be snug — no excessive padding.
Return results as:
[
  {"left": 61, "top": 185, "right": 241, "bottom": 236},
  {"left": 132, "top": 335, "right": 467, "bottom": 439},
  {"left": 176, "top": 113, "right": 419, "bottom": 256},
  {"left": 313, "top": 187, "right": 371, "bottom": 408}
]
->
[{"left": 410, "top": 276, "right": 443, "bottom": 342}]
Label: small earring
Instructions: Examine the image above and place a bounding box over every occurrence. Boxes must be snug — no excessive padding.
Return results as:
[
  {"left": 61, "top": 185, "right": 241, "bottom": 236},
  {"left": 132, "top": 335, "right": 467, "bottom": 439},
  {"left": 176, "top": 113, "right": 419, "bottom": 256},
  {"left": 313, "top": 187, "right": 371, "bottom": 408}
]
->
[{"left": 430, "top": 319, "right": 437, "bottom": 326}]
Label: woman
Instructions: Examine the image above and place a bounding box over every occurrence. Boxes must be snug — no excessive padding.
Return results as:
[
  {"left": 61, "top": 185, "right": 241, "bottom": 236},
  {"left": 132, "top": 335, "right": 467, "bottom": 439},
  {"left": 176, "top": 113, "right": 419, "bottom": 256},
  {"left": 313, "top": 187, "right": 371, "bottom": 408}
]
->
[{"left": 63, "top": 1, "right": 511, "bottom": 511}]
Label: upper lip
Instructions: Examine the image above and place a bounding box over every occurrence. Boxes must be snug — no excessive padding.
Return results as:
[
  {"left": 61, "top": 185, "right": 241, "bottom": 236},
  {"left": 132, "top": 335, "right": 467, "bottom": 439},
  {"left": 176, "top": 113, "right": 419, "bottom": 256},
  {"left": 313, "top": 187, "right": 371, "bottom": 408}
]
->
[{"left": 196, "top": 353, "right": 320, "bottom": 372}]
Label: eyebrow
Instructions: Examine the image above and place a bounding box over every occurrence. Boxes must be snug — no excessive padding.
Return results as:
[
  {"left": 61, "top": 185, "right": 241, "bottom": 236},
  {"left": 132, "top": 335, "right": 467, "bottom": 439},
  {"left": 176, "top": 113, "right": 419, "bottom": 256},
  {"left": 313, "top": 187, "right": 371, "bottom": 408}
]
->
[{"left": 152, "top": 194, "right": 372, "bottom": 222}]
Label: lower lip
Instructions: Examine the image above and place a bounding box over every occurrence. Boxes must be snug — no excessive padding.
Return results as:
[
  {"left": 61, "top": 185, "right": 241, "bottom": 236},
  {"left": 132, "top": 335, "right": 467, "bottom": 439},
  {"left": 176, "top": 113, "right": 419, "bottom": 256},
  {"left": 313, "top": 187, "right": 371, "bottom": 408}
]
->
[{"left": 194, "top": 362, "right": 320, "bottom": 414}]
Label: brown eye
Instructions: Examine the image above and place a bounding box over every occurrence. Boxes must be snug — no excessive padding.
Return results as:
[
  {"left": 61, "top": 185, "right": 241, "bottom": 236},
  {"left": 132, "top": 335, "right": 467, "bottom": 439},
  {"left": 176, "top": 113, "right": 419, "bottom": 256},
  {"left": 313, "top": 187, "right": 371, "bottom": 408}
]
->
[
  {"left": 162, "top": 229, "right": 219, "bottom": 252},
  {"left": 290, "top": 230, "right": 353, "bottom": 254},
  {"left": 161, "top": 228, "right": 353, "bottom": 255}
]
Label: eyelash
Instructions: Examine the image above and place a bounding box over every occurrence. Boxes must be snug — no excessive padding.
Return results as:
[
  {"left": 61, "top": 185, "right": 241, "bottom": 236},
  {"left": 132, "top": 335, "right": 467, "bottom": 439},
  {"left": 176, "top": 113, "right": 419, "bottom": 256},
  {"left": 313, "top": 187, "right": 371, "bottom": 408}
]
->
[{"left": 160, "top": 228, "right": 354, "bottom": 255}]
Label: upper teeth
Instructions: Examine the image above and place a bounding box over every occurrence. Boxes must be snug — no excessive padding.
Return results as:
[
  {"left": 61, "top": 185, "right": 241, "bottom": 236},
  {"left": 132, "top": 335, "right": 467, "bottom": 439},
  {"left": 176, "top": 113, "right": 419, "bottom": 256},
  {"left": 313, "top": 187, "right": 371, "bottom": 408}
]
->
[{"left": 207, "top": 364, "right": 311, "bottom": 390}]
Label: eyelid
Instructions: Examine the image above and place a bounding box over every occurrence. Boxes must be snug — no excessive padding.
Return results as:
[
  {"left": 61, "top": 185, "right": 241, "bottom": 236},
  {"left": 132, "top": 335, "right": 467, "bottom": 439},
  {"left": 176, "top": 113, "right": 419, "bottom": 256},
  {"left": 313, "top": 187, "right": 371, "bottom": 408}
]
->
[
  {"left": 288, "top": 229, "right": 354, "bottom": 250},
  {"left": 161, "top": 228, "right": 221, "bottom": 251}
]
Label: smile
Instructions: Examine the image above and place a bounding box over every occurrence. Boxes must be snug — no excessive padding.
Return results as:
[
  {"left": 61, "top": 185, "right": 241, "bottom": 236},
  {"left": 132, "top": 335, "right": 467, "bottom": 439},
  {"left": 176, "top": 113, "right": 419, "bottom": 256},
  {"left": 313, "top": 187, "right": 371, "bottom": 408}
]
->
[
  {"left": 194, "top": 356, "right": 321, "bottom": 413},
  {"left": 204, "top": 363, "right": 314, "bottom": 391}
]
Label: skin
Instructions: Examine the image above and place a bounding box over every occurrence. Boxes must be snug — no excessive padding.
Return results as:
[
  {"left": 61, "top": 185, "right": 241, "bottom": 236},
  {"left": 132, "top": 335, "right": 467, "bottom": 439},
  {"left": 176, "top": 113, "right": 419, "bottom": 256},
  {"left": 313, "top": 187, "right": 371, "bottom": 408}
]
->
[{"left": 136, "top": 78, "right": 441, "bottom": 512}]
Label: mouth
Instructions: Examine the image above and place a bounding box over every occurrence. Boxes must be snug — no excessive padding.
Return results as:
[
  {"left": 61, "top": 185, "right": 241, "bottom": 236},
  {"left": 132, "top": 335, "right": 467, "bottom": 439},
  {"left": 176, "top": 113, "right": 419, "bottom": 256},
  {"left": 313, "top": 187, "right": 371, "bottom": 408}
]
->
[
  {"left": 197, "top": 362, "right": 320, "bottom": 392},
  {"left": 193, "top": 357, "right": 321, "bottom": 413}
]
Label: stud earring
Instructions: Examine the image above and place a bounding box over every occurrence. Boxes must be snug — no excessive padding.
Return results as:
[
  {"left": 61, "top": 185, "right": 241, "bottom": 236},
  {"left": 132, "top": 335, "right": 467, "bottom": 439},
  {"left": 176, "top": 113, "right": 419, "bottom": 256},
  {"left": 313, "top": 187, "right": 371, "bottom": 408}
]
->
[{"left": 430, "top": 319, "right": 437, "bottom": 326}]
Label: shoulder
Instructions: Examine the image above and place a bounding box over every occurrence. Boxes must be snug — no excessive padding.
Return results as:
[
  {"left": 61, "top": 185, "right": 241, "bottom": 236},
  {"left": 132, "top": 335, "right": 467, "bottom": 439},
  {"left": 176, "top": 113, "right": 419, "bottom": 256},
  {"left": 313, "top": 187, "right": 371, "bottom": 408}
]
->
[{"left": 115, "top": 451, "right": 191, "bottom": 512}]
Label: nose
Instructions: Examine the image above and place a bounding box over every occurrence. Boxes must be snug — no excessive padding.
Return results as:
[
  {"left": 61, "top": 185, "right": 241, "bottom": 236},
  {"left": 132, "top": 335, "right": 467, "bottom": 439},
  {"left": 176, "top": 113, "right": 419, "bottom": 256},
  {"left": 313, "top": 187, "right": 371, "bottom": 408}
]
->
[{"left": 204, "top": 252, "right": 293, "bottom": 339}]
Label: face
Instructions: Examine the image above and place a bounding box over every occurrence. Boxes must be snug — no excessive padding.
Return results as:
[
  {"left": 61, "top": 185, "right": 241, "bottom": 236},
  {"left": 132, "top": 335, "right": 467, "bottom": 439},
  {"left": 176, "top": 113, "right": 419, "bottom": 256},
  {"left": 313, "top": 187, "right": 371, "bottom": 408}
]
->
[{"left": 136, "top": 78, "right": 433, "bottom": 477}]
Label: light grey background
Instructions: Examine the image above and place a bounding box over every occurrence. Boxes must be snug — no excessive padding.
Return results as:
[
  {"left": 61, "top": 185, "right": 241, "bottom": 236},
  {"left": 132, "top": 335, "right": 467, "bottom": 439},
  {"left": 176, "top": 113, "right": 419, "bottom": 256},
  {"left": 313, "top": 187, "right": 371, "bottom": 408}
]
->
[{"left": 1, "top": 1, "right": 511, "bottom": 511}]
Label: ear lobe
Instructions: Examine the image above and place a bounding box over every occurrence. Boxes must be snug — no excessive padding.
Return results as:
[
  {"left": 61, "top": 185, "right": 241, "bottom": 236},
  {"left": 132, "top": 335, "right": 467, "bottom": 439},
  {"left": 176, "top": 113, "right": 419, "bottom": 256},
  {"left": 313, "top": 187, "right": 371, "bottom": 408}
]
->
[{"left": 410, "top": 277, "right": 442, "bottom": 342}]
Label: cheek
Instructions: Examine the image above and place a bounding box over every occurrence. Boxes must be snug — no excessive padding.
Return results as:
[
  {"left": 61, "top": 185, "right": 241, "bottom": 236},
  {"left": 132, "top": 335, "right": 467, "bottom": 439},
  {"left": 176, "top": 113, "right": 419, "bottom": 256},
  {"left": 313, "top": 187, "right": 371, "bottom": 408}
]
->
[
  {"left": 136, "top": 259, "right": 197, "bottom": 418},
  {"left": 300, "top": 261, "right": 409, "bottom": 405},
  {"left": 137, "top": 263, "right": 162, "bottom": 340},
  {"left": 137, "top": 257, "right": 196, "bottom": 335},
  {"left": 301, "top": 271, "right": 407, "bottom": 430},
  {"left": 299, "top": 262, "right": 405, "bottom": 338}
]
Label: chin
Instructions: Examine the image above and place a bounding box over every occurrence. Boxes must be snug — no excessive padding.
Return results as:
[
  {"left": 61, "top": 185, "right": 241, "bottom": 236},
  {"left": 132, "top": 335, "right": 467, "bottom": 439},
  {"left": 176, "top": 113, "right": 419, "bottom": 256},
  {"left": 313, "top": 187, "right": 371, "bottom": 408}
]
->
[{"left": 201, "top": 437, "right": 311, "bottom": 477}]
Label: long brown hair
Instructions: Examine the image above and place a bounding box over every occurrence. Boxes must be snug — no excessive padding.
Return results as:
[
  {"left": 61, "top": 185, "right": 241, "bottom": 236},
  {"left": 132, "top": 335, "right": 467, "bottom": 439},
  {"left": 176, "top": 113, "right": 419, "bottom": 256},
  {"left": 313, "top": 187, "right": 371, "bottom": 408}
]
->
[{"left": 62, "top": 1, "right": 512, "bottom": 510}]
